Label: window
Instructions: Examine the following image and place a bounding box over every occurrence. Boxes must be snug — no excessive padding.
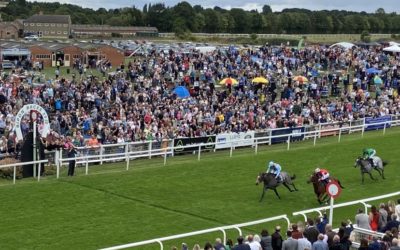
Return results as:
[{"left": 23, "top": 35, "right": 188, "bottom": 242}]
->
[
  {"left": 63, "top": 31, "right": 68, "bottom": 34},
  {"left": 51, "top": 24, "right": 55, "bottom": 27},
  {"left": 44, "top": 31, "right": 49, "bottom": 34},
  {"left": 37, "top": 23, "right": 41, "bottom": 26},
  {"left": 63, "top": 24, "right": 68, "bottom": 27},
  {"left": 35, "top": 54, "right": 51, "bottom": 59},
  {"left": 57, "top": 24, "right": 61, "bottom": 27},
  {"left": 30, "top": 23, "right": 34, "bottom": 26},
  {"left": 57, "top": 31, "right": 61, "bottom": 34},
  {"left": 6, "top": 32, "right": 10, "bottom": 35},
  {"left": 45, "top": 23, "right": 49, "bottom": 27},
  {"left": 24, "top": 23, "right": 28, "bottom": 26}
]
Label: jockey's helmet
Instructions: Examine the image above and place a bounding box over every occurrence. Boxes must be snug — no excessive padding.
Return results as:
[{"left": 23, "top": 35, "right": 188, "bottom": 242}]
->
[
  {"left": 315, "top": 168, "right": 320, "bottom": 173},
  {"left": 363, "top": 148, "right": 368, "bottom": 153},
  {"left": 269, "top": 161, "right": 274, "bottom": 167}
]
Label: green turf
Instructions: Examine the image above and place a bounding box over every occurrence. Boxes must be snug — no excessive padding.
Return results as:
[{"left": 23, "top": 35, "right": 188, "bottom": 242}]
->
[{"left": 0, "top": 128, "right": 399, "bottom": 250}]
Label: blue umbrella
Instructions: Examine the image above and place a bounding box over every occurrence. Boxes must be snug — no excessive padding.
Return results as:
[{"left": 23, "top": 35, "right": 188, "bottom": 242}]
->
[
  {"left": 366, "top": 68, "right": 381, "bottom": 75},
  {"left": 173, "top": 86, "right": 190, "bottom": 98}
]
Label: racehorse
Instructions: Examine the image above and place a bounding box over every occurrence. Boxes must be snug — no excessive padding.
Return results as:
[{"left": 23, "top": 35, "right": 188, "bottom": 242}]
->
[
  {"left": 354, "top": 156, "right": 387, "bottom": 184},
  {"left": 256, "top": 172, "right": 298, "bottom": 201},
  {"left": 307, "top": 173, "right": 344, "bottom": 204}
]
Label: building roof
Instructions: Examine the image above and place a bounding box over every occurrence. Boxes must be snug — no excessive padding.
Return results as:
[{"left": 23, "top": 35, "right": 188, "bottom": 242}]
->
[
  {"left": 25, "top": 15, "right": 71, "bottom": 24},
  {"left": 0, "top": 40, "right": 123, "bottom": 52},
  {"left": 0, "top": 22, "right": 19, "bottom": 30}
]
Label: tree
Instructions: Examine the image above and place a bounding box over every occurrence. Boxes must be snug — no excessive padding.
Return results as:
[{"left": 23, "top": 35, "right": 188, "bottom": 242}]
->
[
  {"left": 375, "top": 8, "right": 386, "bottom": 15},
  {"left": 229, "top": 8, "right": 250, "bottom": 33},
  {"left": 262, "top": 5, "right": 272, "bottom": 14},
  {"left": 173, "top": 1, "right": 195, "bottom": 31},
  {"left": 361, "top": 30, "right": 371, "bottom": 42},
  {"left": 203, "top": 9, "right": 221, "bottom": 33},
  {"left": 193, "top": 13, "right": 205, "bottom": 32}
]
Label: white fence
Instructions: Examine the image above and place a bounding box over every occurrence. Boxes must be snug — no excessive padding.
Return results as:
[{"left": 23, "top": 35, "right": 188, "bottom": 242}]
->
[
  {"left": 350, "top": 226, "right": 385, "bottom": 248},
  {"left": 0, "top": 160, "right": 48, "bottom": 184},
  {"left": 100, "top": 215, "right": 291, "bottom": 250},
  {"left": 55, "top": 118, "right": 398, "bottom": 177},
  {"left": 101, "top": 191, "right": 400, "bottom": 250},
  {"left": 1, "top": 117, "right": 399, "bottom": 183}
]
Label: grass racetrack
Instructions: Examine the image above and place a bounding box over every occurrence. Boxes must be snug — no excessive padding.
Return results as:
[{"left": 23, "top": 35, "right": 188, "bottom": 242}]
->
[{"left": 0, "top": 128, "right": 399, "bottom": 249}]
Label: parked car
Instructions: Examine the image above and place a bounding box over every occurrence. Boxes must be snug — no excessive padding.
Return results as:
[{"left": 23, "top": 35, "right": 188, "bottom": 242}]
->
[{"left": 24, "top": 35, "right": 39, "bottom": 41}]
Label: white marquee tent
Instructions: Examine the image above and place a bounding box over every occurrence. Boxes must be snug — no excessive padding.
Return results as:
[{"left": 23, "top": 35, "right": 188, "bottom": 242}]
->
[
  {"left": 329, "top": 42, "right": 356, "bottom": 50},
  {"left": 383, "top": 45, "right": 400, "bottom": 53}
]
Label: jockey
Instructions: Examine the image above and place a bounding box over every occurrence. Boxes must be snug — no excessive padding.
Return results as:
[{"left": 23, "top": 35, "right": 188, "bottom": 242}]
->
[
  {"left": 363, "top": 148, "right": 376, "bottom": 167},
  {"left": 267, "top": 161, "right": 282, "bottom": 182},
  {"left": 315, "top": 168, "right": 330, "bottom": 185}
]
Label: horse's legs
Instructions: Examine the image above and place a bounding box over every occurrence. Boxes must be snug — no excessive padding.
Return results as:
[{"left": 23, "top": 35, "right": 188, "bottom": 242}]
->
[
  {"left": 283, "top": 183, "right": 294, "bottom": 192},
  {"left": 381, "top": 169, "right": 385, "bottom": 179},
  {"left": 259, "top": 188, "right": 266, "bottom": 202},
  {"left": 368, "top": 172, "right": 376, "bottom": 181},
  {"left": 376, "top": 168, "right": 385, "bottom": 179},
  {"left": 361, "top": 172, "right": 365, "bottom": 184},
  {"left": 273, "top": 189, "right": 281, "bottom": 199},
  {"left": 291, "top": 183, "right": 299, "bottom": 191}
]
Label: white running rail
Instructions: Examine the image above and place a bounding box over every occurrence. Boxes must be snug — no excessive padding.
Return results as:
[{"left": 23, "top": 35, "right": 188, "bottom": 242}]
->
[
  {"left": 101, "top": 191, "right": 400, "bottom": 250},
  {"left": 99, "top": 215, "right": 291, "bottom": 250}
]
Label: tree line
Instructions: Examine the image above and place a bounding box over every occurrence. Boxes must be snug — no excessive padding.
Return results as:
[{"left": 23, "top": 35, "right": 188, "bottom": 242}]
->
[{"left": 1, "top": 0, "right": 400, "bottom": 34}]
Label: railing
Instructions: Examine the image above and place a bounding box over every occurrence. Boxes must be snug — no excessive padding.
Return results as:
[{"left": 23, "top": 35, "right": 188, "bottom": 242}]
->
[
  {"left": 101, "top": 191, "right": 399, "bottom": 250},
  {"left": 1, "top": 118, "right": 398, "bottom": 183},
  {"left": 0, "top": 160, "right": 48, "bottom": 184},
  {"left": 292, "top": 191, "right": 400, "bottom": 221},
  {"left": 99, "top": 215, "right": 290, "bottom": 250},
  {"left": 350, "top": 226, "right": 385, "bottom": 248},
  {"left": 53, "top": 116, "right": 400, "bottom": 166}
]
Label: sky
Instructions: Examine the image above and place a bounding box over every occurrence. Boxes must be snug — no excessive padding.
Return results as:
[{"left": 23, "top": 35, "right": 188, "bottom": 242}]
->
[{"left": 27, "top": 0, "right": 399, "bottom": 13}]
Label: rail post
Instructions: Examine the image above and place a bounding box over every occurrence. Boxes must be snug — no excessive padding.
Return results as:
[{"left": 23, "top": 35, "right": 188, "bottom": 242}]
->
[
  {"left": 255, "top": 139, "right": 258, "bottom": 155},
  {"left": 13, "top": 166, "right": 16, "bottom": 184},
  {"left": 198, "top": 144, "right": 201, "bottom": 161},
  {"left": 287, "top": 135, "right": 291, "bottom": 150},
  {"left": 100, "top": 144, "right": 103, "bottom": 165},
  {"left": 338, "top": 128, "right": 342, "bottom": 142}
]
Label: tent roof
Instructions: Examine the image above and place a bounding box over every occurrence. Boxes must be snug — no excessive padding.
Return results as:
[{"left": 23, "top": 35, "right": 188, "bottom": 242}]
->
[
  {"left": 329, "top": 42, "right": 356, "bottom": 49},
  {"left": 383, "top": 45, "right": 400, "bottom": 53}
]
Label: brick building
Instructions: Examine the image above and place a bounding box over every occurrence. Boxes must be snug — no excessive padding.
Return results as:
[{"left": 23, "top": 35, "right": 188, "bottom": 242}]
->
[
  {"left": 24, "top": 14, "right": 71, "bottom": 39},
  {"left": 0, "top": 22, "right": 19, "bottom": 39}
]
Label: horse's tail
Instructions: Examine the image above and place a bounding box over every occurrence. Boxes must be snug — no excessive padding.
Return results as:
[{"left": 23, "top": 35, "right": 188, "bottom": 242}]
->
[
  {"left": 291, "top": 174, "right": 296, "bottom": 180},
  {"left": 383, "top": 161, "right": 388, "bottom": 167},
  {"left": 337, "top": 180, "right": 345, "bottom": 189}
]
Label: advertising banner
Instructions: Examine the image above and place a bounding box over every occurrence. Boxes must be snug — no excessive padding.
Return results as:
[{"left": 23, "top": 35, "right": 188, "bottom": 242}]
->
[
  {"left": 364, "top": 116, "right": 392, "bottom": 131},
  {"left": 173, "top": 136, "right": 215, "bottom": 154},
  {"left": 215, "top": 131, "right": 255, "bottom": 149},
  {"left": 271, "top": 127, "right": 305, "bottom": 144}
]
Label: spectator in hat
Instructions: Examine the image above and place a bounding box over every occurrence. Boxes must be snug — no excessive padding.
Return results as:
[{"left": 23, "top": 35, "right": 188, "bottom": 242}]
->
[{"left": 272, "top": 226, "right": 283, "bottom": 250}]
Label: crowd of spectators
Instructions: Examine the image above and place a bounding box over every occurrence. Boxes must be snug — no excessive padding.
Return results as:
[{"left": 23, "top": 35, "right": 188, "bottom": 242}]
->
[
  {"left": 1, "top": 43, "right": 400, "bottom": 156},
  {"left": 170, "top": 199, "right": 400, "bottom": 250}
]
